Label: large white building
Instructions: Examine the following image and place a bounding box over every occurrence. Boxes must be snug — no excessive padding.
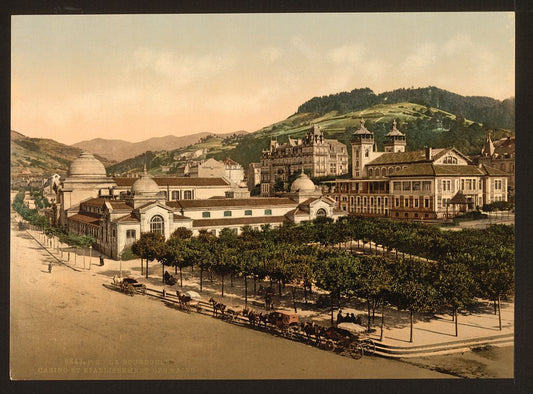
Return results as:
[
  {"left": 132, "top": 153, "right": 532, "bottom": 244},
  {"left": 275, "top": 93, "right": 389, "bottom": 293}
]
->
[{"left": 61, "top": 153, "right": 342, "bottom": 259}]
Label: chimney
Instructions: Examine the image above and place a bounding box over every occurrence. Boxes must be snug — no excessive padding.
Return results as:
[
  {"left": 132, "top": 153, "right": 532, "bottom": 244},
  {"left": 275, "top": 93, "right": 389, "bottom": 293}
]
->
[{"left": 425, "top": 146, "right": 432, "bottom": 160}]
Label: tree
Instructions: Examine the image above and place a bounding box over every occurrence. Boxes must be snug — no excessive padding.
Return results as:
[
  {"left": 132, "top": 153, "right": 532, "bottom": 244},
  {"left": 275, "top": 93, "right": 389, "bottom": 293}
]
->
[
  {"left": 170, "top": 227, "right": 193, "bottom": 240},
  {"left": 160, "top": 238, "right": 192, "bottom": 287},
  {"left": 436, "top": 259, "right": 476, "bottom": 336},
  {"left": 131, "top": 232, "right": 165, "bottom": 278}
]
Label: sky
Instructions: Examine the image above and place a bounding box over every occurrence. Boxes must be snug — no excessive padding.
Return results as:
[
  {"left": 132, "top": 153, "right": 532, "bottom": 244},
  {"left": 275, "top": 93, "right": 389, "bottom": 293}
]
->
[{"left": 11, "top": 12, "right": 514, "bottom": 145}]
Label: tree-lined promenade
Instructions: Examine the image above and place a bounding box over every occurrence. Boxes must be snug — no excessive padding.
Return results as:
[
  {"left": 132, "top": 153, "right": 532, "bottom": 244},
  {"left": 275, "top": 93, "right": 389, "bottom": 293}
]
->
[{"left": 131, "top": 216, "right": 514, "bottom": 343}]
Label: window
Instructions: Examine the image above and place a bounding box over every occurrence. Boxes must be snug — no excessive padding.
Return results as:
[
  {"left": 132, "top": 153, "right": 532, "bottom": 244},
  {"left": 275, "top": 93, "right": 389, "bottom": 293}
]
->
[
  {"left": 466, "top": 179, "right": 472, "bottom": 190},
  {"left": 414, "top": 199, "right": 419, "bottom": 208},
  {"left": 370, "top": 197, "right": 374, "bottom": 206},
  {"left": 357, "top": 197, "right": 361, "bottom": 206},
  {"left": 404, "top": 198, "right": 409, "bottom": 208},
  {"left": 424, "top": 198, "right": 429, "bottom": 208},
  {"left": 384, "top": 197, "right": 388, "bottom": 206},
  {"left": 412, "top": 181, "right": 421, "bottom": 191},
  {"left": 368, "top": 168, "right": 373, "bottom": 177},
  {"left": 495, "top": 180, "right": 502, "bottom": 190},
  {"left": 264, "top": 209, "right": 272, "bottom": 215},
  {"left": 150, "top": 215, "right": 164, "bottom": 236},
  {"left": 172, "top": 190, "right": 180, "bottom": 200},
  {"left": 442, "top": 180, "right": 451, "bottom": 191},
  {"left": 422, "top": 181, "right": 431, "bottom": 191},
  {"left": 443, "top": 156, "right": 458, "bottom": 164},
  {"left": 402, "top": 181, "right": 411, "bottom": 191},
  {"left": 224, "top": 211, "right": 232, "bottom": 217},
  {"left": 183, "top": 190, "right": 193, "bottom": 200},
  {"left": 162, "top": 191, "right": 167, "bottom": 199},
  {"left": 393, "top": 182, "right": 401, "bottom": 191},
  {"left": 395, "top": 198, "right": 400, "bottom": 207},
  {"left": 112, "top": 229, "right": 116, "bottom": 238},
  {"left": 202, "top": 212, "right": 211, "bottom": 218},
  {"left": 245, "top": 210, "right": 252, "bottom": 216},
  {"left": 126, "top": 229, "right": 136, "bottom": 239},
  {"left": 461, "top": 179, "right": 465, "bottom": 190}
]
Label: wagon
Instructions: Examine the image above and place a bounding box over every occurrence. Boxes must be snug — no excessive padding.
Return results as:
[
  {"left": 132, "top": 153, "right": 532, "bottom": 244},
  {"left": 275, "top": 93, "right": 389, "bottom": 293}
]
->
[
  {"left": 117, "top": 277, "right": 146, "bottom": 296},
  {"left": 267, "top": 310, "right": 299, "bottom": 337}
]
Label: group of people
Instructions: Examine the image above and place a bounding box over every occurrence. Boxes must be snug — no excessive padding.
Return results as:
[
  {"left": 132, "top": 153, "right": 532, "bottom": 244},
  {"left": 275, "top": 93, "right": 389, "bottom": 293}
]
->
[{"left": 336, "top": 310, "right": 360, "bottom": 325}]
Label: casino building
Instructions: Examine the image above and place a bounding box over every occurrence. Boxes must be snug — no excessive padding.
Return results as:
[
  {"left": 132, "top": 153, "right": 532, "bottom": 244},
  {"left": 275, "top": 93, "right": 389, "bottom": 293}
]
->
[{"left": 58, "top": 152, "right": 342, "bottom": 259}]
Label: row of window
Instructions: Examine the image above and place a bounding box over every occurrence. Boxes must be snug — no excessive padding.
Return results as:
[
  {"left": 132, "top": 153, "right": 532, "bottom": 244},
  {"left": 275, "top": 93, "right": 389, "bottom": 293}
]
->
[
  {"left": 393, "top": 181, "right": 433, "bottom": 192},
  {"left": 202, "top": 209, "right": 273, "bottom": 218}
]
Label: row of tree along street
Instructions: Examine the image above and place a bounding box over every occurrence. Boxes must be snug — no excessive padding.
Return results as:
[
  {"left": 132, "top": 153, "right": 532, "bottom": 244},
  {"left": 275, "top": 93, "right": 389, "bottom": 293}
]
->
[
  {"left": 131, "top": 216, "right": 514, "bottom": 343},
  {"left": 12, "top": 190, "right": 96, "bottom": 258}
]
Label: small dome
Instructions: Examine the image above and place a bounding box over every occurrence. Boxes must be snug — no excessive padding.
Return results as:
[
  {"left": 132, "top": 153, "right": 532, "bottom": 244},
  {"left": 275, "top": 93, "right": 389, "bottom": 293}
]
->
[
  {"left": 68, "top": 152, "right": 106, "bottom": 177},
  {"left": 290, "top": 172, "right": 315, "bottom": 193},
  {"left": 131, "top": 174, "right": 160, "bottom": 196}
]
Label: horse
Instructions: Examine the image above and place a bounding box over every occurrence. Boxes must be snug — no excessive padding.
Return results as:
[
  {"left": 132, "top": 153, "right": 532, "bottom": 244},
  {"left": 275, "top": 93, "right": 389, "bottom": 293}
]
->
[
  {"left": 224, "top": 307, "right": 241, "bottom": 322},
  {"left": 208, "top": 297, "right": 226, "bottom": 317},
  {"left": 176, "top": 290, "right": 192, "bottom": 311},
  {"left": 258, "top": 312, "right": 269, "bottom": 328},
  {"left": 242, "top": 308, "right": 259, "bottom": 327}
]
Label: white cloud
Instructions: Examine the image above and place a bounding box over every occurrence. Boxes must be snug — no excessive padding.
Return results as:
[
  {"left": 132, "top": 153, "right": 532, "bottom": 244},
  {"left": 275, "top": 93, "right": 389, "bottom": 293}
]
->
[
  {"left": 133, "top": 48, "right": 235, "bottom": 88},
  {"left": 290, "top": 35, "right": 319, "bottom": 59},
  {"left": 400, "top": 43, "right": 437, "bottom": 71},
  {"left": 327, "top": 44, "right": 365, "bottom": 64},
  {"left": 443, "top": 34, "right": 474, "bottom": 56}
]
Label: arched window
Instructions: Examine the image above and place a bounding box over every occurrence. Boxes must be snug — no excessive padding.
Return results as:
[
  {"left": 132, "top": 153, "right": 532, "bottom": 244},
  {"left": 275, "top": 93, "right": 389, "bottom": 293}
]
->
[
  {"left": 368, "top": 168, "right": 373, "bottom": 177},
  {"left": 316, "top": 208, "right": 327, "bottom": 218},
  {"left": 375, "top": 168, "right": 380, "bottom": 177},
  {"left": 183, "top": 190, "right": 193, "bottom": 200},
  {"left": 150, "top": 215, "right": 164, "bottom": 236},
  {"left": 171, "top": 190, "right": 180, "bottom": 200}
]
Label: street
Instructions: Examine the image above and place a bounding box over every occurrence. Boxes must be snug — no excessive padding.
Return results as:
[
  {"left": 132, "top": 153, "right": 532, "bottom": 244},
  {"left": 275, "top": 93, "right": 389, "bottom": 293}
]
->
[{"left": 10, "top": 226, "right": 452, "bottom": 380}]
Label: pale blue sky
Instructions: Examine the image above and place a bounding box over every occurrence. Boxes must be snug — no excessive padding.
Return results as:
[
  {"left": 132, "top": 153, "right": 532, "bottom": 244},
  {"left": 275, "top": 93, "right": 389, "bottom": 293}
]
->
[{"left": 11, "top": 12, "right": 514, "bottom": 144}]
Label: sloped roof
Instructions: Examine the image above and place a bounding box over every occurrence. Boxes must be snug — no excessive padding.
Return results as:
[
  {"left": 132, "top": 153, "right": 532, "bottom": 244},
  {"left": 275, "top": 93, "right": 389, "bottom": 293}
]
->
[
  {"left": 81, "top": 198, "right": 107, "bottom": 207},
  {"left": 114, "top": 213, "right": 140, "bottom": 223},
  {"left": 479, "top": 164, "right": 511, "bottom": 176},
  {"left": 192, "top": 215, "right": 289, "bottom": 228},
  {"left": 167, "top": 198, "right": 296, "bottom": 210},
  {"left": 389, "top": 163, "right": 486, "bottom": 177},
  {"left": 113, "top": 177, "right": 230, "bottom": 187},
  {"left": 450, "top": 191, "right": 468, "bottom": 205},
  {"left": 368, "top": 148, "right": 454, "bottom": 166},
  {"left": 107, "top": 200, "right": 131, "bottom": 210},
  {"left": 67, "top": 214, "right": 100, "bottom": 227}
]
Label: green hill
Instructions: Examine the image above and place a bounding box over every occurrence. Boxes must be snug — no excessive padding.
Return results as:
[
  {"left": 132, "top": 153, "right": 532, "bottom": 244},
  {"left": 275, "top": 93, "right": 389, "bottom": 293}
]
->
[{"left": 11, "top": 130, "right": 116, "bottom": 178}]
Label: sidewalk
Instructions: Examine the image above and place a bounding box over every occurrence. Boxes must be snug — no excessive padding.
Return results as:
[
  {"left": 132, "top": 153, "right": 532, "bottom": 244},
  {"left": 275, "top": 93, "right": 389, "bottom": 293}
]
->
[{"left": 24, "top": 227, "right": 514, "bottom": 358}]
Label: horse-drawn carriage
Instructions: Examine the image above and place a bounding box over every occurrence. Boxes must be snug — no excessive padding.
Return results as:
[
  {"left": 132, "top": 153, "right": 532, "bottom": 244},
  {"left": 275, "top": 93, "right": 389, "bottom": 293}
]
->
[
  {"left": 112, "top": 275, "right": 147, "bottom": 296},
  {"left": 267, "top": 310, "right": 299, "bottom": 336},
  {"left": 322, "top": 324, "right": 376, "bottom": 359}
]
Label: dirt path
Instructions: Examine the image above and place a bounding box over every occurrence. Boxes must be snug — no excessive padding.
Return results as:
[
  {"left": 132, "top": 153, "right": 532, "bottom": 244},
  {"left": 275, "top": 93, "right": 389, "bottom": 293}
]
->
[{"left": 10, "top": 226, "right": 452, "bottom": 380}]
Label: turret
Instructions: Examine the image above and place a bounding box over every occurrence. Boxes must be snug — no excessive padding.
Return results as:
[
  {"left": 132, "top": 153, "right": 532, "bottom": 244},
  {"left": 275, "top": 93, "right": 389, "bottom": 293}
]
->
[
  {"left": 351, "top": 119, "right": 375, "bottom": 178},
  {"left": 384, "top": 119, "right": 406, "bottom": 153}
]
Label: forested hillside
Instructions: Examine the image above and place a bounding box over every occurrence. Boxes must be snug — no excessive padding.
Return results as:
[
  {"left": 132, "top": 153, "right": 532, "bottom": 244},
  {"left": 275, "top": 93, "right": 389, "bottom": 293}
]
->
[{"left": 297, "top": 87, "right": 514, "bottom": 130}]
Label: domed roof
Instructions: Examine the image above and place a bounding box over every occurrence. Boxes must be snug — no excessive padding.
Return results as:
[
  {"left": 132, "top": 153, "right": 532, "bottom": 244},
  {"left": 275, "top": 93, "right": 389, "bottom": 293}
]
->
[
  {"left": 68, "top": 152, "right": 106, "bottom": 177},
  {"left": 290, "top": 172, "right": 315, "bottom": 193},
  {"left": 131, "top": 173, "right": 160, "bottom": 196}
]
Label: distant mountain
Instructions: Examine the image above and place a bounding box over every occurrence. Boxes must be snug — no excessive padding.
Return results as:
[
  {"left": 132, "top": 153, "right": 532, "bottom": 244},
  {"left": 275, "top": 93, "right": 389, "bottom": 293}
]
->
[
  {"left": 72, "top": 131, "right": 248, "bottom": 162},
  {"left": 11, "top": 130, "right": 115, "bottom": 178}
]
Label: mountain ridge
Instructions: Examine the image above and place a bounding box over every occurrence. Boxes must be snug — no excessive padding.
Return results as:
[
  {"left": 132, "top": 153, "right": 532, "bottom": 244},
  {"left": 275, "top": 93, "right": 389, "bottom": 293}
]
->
[{"left": 72, "top": 131, "right": 249, "bottom": 162}]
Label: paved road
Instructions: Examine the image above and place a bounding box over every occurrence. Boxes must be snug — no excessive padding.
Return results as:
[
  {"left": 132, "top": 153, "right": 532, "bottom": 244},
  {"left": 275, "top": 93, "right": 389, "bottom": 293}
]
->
[{"left": 9, "top": 226, "right": 454, "bottom": 380}]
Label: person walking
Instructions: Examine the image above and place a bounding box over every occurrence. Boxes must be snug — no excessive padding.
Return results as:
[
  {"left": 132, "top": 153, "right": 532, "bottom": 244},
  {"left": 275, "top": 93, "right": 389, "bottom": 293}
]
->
[
  {"left": 48, "top": 262, "right": 52, "bottom": 273},
  {"left": 99, "top": 256, "right": 104, "bottom": 266}
]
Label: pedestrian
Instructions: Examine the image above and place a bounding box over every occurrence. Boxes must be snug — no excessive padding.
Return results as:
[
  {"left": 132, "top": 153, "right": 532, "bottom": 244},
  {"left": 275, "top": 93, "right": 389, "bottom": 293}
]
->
[
  {"left": 162, "top": 288, "right": 166, "bottom": 298},
  {"left": 99, "top": 256, "right": 104, "bottom": 266},
  {"left": 48, "top": 262, "right": 52, "bottom": 273},
  {"left": 350, "top": 313, "right": 356, "bottom": 324},
  {"left": 337, "top": 310, "right": 343, "bottom": 325}
]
